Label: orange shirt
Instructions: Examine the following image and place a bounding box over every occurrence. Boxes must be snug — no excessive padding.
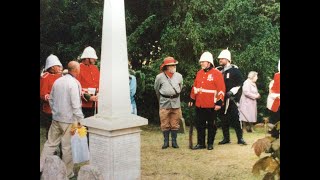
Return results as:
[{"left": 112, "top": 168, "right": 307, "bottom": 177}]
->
[
  {"left": 77, "top": 63, "right": 100, "bottom": 108},
  {"left": 40, "top": 72, "right": 62, "bottom": 114}
]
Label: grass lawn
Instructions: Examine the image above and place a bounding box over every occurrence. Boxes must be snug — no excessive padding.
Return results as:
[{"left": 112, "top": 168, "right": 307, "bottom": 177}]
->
[{"left": 40, "top": 123, "right": 269, "bottom": 179}]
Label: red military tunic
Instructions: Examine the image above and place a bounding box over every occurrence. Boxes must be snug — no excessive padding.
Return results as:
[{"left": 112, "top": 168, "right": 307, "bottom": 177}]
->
[
  {"left": 77, "top": 63, "right": 100, "bottom": 108},
  {"left": 40, "top": 72, "right": 62, "bottom": 114},
  {"left": 190, "top": 68, "right": 226, "bottom": 108},
  {"left": 271, "top": 72, "right": 280, "bottom": 93},
  {"left": 269, "top": 72, "right": 280, "bottom": 112}
]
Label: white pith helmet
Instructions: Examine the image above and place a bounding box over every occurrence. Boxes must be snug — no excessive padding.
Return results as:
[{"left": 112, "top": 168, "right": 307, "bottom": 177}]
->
[
  {"left": 199, "top": 51, "right": 214, "bottom": 65},
  {"left": 80, "top": 46, "right": 98, "bottom": 59},
  {"left": 218, "top": 48, "right": 231, "bottom": 62},
  {"left": 44, "top": 54, "right": 62, "bottom": 71}
]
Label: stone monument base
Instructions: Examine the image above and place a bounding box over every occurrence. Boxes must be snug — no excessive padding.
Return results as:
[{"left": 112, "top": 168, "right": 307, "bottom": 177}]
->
[{"left": 82, "top": 114, "right": 148, "bottom": 180}]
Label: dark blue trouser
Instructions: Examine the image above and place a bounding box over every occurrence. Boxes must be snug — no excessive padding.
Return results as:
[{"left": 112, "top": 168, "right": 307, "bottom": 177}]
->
[
  {"left": 195, "top": 107, "right": 217, "bottom": 145},
  {"left": 218, "top": 100, "right": 243, "bottom": 141}
]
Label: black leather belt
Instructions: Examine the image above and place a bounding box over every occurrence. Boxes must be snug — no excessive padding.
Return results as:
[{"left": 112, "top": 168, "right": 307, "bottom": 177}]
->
[{"left": 160, "top": 93, "right": 180, "bottom": 99}]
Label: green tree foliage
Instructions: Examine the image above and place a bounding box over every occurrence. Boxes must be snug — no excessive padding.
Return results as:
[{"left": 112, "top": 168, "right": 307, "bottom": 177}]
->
[
  {"left": 40, "top": 0, "right": 103, "bottom": 68},
  {"left": 133, "top": 0, "right": 280, "bottom": 124},
  {"left": 40, "top": 0, "right": 280, "bottom": 124}
]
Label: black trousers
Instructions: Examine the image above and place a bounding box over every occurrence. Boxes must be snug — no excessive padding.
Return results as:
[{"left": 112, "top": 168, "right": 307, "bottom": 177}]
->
[
  {"left": 82, "top": 107, "right": 95, "bottom": 147},
  {"left": 269, "top": 106, "right": 280, "bottom": 124},
  {"left": 82, "top": 107, "right": 95, "bottom": 118},
  {"left": 41, "top": 112, "right": 52, "bottom": 140},
  {"left": 269, "top": 106, "right": 280, "bottom": 138},
  {"left": 218, "top": 99, "right": 243, "bottom": 141},
  {"left": 195, "top": 107, "right": 218, "bottom": 145}
]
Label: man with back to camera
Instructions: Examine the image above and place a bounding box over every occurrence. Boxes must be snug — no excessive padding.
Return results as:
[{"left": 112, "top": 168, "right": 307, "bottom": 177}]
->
[{"left": 40, "top": 61, "right": 84, "bottom": 179}]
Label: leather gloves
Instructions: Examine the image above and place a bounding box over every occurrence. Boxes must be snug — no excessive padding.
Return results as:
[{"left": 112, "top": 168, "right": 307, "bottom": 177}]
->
[{"left": 226, "top": 91, "right": 233, "bottom": 98}]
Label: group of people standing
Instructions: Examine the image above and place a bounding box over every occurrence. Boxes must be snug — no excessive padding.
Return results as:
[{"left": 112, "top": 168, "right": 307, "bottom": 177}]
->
[
  {"left": 40, "top": 46, "right": 100, "bottom": 178},
  {"left": 40, "top": 46, "right": 138, "bottom": 178},
  {"left": 40, "top": 45, "right": 280, "bottom": 177},
  {"left": 40, "top": 59, "right": 83, "bottom": 179},
  {"left": 155, "top": 48, "right": 280, "bottom": 150}
]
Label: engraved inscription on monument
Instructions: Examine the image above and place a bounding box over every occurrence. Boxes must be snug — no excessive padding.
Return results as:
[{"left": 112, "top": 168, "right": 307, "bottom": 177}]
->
[
  {"left": 113, "top": 133, "right": 140, "bottom": 177},
  {"left": 90, "top": 134, "right": 112, "bottom": 174},
  {"left": 89, "top": 131, "right": 141, "bottom": 179}
]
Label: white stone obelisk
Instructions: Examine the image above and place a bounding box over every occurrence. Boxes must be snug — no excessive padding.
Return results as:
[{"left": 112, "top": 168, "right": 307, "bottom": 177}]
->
[{"left": 81, "top": 0, "right": 148, "bottom": 179}]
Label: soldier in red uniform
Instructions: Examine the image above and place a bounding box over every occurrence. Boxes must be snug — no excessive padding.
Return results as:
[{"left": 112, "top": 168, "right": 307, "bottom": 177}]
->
[
  {"left": 40, "top": 54, "right": 63, "bottom": 139},
  {"left": 267, "top": 59, "right": 280, "bottom": 122},
  {"left": 77, "top": 46, "right": 100, "bottom": 118},
  {"left": 188, "top": 52, "right": 226, "bottom": 150}
]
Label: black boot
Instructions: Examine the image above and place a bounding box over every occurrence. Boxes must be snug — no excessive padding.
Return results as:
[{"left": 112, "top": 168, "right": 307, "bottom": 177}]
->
[
  {"left": 219, "top": 122, "right": 230, "bottom": 145},
  {"left": 171, "top": 130, "right": 179, "bottom": 148},
  {"left": 238, "top": 138, "right": 247, "bottom": 145},
  {"left": 207, "top": 144, "right": 213, "bottom": 150},
  {"left": 162, "top": 131, "right": 170, "bottom": 149},
  {"left": 192, "top": 144, "right": 206, "bottom": 150},
  {"left": 235, "top": 126, "right": 247, "bottom": 145},
  {"left": 218, "top": 138, "right": 231, "bottom": 145},
  {"left": 193, "top": 126, "right": 206, "bottom": 150},
  {"left": 207, "top": 122, "right": 217, "bottom": 150},
  {"left": 218, "top": 128, "right": 230, "bottom": 144}
]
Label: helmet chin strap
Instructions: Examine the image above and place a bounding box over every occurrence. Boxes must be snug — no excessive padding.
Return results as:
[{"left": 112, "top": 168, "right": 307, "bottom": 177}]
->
[
  {"left": 203, "top": 64, "right": 213, "bottom": 72},
  {"left": 201, "top": 62, "right": 211, "bottom": 69}
]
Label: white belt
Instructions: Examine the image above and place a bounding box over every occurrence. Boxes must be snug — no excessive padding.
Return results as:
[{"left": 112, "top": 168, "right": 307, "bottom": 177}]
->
[
  {"left": 194, "top": 87, "right": 217, "bottom": 103},
  {"left": 194, "top": 87, "right": 217, "bottom": 94}
]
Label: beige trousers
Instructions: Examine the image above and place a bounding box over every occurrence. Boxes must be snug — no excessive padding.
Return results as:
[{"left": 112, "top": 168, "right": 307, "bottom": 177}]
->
[
  {"left": 40, "top": 120, "right": 74, "bottom": 178},
  {"left": 159, "top": 108, "right": 182, "bottom": 131}
]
